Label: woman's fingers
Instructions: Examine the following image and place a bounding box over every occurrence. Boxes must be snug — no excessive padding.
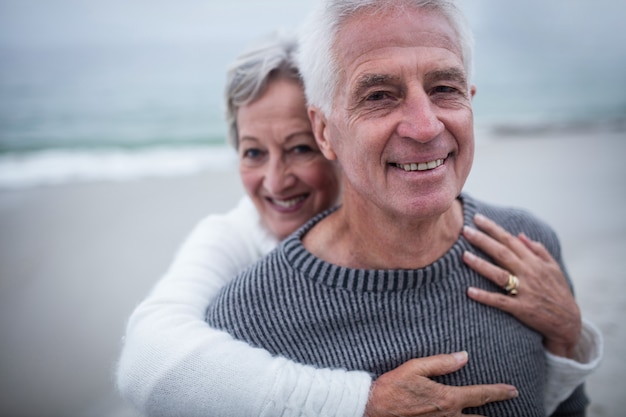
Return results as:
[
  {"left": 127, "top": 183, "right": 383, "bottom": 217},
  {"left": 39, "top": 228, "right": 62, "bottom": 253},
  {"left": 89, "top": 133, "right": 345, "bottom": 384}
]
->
[
  {"left": 463, "top": 214, "right": 582, "bottom": 358},
  {"left": 518, "top": 232, "right": 553, "bottom": 262},
  {"left": 462, "top": 224, "right": 521, "bottom": 276},
  {"left": 472, "top": 214, "right": 529, "bottom": 259},
  {"left": 467, "top": 286, "right": 516, "bottom": 313},
  {"left": 462, "top": 251, "right": 510, "bottom": 289},
  {"left": 365, "top": 353, "right": 518, "bottom": 417}
]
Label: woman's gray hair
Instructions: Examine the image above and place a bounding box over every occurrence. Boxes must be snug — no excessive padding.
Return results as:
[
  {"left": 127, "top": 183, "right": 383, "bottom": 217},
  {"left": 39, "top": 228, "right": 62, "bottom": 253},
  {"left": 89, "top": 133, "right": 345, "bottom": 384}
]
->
[
  {"left": 297, "top": 0, "right": 474, "bottom": 115},
  {"left": 225, "top": 31, "right": 301, "bottom": 149}
]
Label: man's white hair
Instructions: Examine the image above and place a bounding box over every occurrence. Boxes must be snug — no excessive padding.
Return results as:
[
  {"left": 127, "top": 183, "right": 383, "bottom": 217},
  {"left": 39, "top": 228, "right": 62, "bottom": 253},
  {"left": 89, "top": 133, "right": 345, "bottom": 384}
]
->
[{"left": 297, "top": 0, "right": 474, "bottom": 115}]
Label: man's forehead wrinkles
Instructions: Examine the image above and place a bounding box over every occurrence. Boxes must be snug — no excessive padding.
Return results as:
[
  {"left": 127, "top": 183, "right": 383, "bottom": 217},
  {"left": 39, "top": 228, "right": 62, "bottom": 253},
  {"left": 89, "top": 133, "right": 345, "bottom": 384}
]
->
[{"left": 336, "top": 30, "right": 462, "bottom": 63}]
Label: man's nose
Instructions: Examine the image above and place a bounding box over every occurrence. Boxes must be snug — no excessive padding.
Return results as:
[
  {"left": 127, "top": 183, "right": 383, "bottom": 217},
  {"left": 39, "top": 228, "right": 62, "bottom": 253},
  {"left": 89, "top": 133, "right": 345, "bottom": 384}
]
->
[
  {"left": 396, "top": 90, "right": 444, "bottom": 142},
  {"left": 264, "top": 157, "right": 296, "bottom": 194}
]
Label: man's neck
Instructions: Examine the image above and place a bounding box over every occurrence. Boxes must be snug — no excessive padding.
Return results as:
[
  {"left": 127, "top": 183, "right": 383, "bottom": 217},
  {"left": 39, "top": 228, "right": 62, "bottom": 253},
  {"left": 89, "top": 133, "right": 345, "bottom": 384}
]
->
[{"left": 302, "top": 198, "right": 464, "bottom": 270}]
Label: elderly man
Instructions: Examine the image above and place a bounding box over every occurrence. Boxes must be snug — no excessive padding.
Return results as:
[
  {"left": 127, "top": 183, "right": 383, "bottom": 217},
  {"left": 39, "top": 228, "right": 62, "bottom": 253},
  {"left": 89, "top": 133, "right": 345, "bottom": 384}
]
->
[{"left": 207, "top": 1, "right": 593, "bottom": 415}]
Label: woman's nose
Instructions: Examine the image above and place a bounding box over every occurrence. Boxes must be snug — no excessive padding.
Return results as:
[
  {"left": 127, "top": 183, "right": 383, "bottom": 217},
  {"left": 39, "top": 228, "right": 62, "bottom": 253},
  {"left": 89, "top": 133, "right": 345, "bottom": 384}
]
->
[{"left": 263, "top": 157, "right": 296, "bottom": 194}]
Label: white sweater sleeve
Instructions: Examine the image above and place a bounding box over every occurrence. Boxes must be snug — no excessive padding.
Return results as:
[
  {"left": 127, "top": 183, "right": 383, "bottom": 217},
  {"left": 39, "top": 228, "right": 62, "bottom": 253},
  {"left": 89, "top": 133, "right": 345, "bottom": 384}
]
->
[
  {"left": 116, "top": 197, "right": 599, "bottom": 416},
  {"left": 115, "top": 197, "right": 372, "bottom": 417},
  {"left": 544, "top": 318, "right": 604, "bottom": 415}
]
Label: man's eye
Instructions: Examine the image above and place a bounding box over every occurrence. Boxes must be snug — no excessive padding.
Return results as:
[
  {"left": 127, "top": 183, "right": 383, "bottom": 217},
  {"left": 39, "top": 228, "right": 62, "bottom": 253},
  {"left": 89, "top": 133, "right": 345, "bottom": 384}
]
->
[
  {"left": 432, "top": 85, "right": 460, "bottom": 94},
  {"left": 366, "top": 91, "right": 391, "bottom": 101}
]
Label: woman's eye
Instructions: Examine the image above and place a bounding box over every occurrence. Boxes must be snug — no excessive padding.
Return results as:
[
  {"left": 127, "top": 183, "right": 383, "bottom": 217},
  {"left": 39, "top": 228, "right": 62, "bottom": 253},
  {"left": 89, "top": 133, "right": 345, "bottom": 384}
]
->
[
  {"left": 292, "top": 144, "right": 314, "bottom": 154},
  {"left": 242, "top": 148, "right": 263, "bottom": 159}
]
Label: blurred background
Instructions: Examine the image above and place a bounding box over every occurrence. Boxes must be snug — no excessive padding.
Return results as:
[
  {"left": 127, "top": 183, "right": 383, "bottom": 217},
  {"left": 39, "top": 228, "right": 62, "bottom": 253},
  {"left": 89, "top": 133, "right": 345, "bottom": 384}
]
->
[
  {"left": 1, "top": 0, "right": 624, "bottom": 187},
  {"left": 1, "top": 1, "right": 625, "bottom": 416}
]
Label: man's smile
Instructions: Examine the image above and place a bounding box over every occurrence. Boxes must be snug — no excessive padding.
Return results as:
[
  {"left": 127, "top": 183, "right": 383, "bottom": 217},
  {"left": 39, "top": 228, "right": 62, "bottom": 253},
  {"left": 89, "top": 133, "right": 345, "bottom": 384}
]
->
[{"left": 392, "top": 158, "right": 445, "bottom": 172}]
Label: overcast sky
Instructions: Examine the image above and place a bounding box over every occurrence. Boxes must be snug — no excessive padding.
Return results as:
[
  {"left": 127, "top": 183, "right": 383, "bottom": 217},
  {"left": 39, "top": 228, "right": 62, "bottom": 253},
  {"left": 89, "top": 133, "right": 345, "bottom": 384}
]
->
[
  {"left": 1, "top": 0, "right": 624, "bottom": 119},
  {"left": 1, "top": 0, "right": 625, "bottom": 52},
  {"left": 0, "top": 0, "right": 317, "bottom": 47},
  {"left": 1, "top": 0, "right": 624, "bottom": 143}
]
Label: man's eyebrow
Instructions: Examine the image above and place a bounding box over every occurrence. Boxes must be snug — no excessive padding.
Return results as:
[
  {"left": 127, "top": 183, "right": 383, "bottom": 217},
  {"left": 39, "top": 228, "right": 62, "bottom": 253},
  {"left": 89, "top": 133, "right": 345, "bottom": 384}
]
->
[
  {"left": 424, "top": 67, "right": 468, "bottom": 85},
  {"left": 351, "top": 74, "right": 399, "bottom": 99}
]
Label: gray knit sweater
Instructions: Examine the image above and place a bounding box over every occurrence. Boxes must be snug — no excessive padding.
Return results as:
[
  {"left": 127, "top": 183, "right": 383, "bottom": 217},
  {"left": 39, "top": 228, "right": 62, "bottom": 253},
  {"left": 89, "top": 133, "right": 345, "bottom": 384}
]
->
[{"left": 206, "top": 193, "right": 588, "bottom": 416}]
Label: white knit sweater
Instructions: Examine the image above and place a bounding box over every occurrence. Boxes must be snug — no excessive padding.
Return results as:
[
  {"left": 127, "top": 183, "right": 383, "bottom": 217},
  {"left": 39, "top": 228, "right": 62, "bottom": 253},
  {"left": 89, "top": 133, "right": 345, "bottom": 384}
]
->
[{"left": 116, "top": 196, "right": 602, "bottom": 416}]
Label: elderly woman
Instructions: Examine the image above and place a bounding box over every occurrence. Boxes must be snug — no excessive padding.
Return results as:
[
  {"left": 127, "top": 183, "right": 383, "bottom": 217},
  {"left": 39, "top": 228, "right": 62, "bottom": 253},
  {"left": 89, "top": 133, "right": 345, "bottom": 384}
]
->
[{"left": 116, "top": 31, "right": 601, "bottom": 417}]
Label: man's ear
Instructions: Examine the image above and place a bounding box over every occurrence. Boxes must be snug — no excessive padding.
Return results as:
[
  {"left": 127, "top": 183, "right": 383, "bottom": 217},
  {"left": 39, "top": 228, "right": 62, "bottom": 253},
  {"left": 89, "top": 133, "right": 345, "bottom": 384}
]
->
[{"left": 308, "top": 106, "right": 337, "bottom": 161}]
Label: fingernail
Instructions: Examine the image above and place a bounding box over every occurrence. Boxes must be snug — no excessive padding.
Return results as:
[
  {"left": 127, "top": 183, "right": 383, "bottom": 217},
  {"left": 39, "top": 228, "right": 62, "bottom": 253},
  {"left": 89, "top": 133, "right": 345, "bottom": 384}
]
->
[
  {"left": 474, "top": 213, "right": 486, "bottom": 221},
  {"left": 463, "top": 250, "right": 475, "bottom": 260},
  {"left": 467, "top": 287, "right": 479, "bottom": 296},
  {"left": 509, "top": 387, "right": 519, "bottom": 398},
  {"left": 452, "top": 351, "right": 468, "bottom": 363},
  {"left": 463, "top": 225, "right": 475, "bottom": 236}
]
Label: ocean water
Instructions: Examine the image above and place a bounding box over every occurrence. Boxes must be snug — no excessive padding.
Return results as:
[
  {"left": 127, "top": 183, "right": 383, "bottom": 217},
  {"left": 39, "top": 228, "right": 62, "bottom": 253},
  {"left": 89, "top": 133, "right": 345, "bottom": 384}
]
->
[
  {"left": 1, "top": 0, "right": 625, "bottom": 189},
  {"left": 0, "top": 42, "right": 241, "bottom": 187}
]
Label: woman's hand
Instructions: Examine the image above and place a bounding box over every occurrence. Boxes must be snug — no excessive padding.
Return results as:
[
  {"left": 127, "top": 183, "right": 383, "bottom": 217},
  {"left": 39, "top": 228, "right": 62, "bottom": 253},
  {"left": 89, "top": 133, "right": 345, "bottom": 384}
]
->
[
  {"left": 364, "top": 351, "right": 518, "bottom": 417},
  {"left": 462, "top": 213, "right": 581, "bottom": 358}
]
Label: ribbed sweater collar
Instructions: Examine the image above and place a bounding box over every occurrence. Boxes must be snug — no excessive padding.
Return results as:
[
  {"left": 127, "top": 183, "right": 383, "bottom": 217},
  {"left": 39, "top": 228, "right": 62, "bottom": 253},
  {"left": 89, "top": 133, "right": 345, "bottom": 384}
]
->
[{"left": 281, "top": 193, "right": 478, "bottom": 292}]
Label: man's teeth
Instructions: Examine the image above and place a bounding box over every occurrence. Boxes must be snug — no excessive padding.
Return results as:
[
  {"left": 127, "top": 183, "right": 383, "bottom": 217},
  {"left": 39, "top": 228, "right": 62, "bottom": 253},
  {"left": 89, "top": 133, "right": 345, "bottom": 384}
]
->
[
  {"left": 272, "top": 196, "right": 306, "bottom": 208},
  {"left": 396, "top": 159, "right": 444, "bottom": 172}
]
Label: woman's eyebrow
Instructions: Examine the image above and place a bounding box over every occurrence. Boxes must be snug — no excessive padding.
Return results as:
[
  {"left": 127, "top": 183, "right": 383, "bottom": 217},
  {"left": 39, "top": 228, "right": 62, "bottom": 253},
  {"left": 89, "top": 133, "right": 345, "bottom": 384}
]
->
[
  {"left": 285, "top": 130, "right": 315, "bottom": 143},
  {"left": 238, "top": 135, "right": 260, "bottom": 145}
]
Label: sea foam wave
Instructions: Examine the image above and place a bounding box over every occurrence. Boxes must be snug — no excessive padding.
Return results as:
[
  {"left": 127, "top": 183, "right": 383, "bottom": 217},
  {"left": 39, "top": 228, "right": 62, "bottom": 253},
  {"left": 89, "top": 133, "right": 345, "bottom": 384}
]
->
[{"left": 0, "top": 145, "right": 238, "bottom": 189}]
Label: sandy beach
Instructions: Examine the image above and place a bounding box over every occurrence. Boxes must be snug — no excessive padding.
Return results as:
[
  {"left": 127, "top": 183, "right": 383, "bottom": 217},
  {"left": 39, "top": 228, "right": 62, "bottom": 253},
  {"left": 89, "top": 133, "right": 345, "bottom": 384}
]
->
[{"left": 1, "top": 129, "right": 624, "bottom": 416}]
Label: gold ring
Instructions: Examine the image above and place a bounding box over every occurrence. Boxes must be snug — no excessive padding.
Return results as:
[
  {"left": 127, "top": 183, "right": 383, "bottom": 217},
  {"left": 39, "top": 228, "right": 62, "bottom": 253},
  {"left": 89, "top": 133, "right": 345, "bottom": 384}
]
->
[{"left": 504, "top": 274, "right": 519, "bottom": 296}]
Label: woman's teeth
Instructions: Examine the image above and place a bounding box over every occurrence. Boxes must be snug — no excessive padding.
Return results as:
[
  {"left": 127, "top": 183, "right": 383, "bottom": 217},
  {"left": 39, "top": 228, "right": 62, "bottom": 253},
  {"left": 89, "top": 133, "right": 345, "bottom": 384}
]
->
[{"left": 272, "top": 196, "right": 306, "bottom": 208}]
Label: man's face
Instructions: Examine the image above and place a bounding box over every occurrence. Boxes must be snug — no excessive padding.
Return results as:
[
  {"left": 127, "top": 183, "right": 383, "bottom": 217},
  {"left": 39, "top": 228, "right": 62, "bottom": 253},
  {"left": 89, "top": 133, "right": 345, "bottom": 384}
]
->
[{"left": 313, "top": 6, "right": 476, "bottom": 220}]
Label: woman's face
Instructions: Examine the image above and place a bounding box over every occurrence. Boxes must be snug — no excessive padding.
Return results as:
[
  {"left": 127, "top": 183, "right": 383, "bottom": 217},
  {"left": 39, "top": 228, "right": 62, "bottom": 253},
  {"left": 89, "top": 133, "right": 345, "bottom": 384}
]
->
[{"left": 237, "top": 77, "right": 341, "bottom": 240}]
